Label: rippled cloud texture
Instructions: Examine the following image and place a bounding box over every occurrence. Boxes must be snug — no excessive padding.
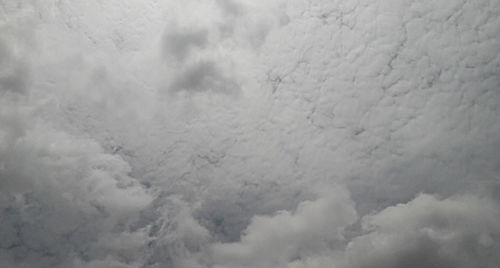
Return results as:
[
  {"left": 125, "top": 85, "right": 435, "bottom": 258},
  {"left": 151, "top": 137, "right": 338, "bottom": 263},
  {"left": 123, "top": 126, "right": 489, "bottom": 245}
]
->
[{"left": 1, "top": 0, "right": 500, "bottom": 267}]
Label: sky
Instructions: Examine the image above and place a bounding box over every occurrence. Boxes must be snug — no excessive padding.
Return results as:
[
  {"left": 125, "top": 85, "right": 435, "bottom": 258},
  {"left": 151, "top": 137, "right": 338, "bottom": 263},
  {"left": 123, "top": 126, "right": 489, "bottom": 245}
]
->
[{"left": 1, "top": 0, "right": 500, "bottom": 267}]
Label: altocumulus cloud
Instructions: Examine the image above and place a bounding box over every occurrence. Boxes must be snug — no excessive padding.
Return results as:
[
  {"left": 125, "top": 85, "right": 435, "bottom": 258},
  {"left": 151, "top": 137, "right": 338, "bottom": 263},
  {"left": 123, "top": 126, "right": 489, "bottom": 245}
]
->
[{"left": 1, "top": 0, "right": 500, "bottom": 268}]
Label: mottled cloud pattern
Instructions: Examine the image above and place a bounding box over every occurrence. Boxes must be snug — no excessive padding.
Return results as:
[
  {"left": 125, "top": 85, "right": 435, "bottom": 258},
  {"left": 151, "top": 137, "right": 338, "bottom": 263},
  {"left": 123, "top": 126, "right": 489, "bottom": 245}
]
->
[{"left": 1, "top": 0, "right": 499, "bottom": 268}]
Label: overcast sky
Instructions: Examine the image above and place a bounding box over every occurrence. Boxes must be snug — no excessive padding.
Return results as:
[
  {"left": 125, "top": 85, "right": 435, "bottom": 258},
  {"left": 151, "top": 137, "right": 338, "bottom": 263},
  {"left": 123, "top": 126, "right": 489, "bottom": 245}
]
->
[{"left": 1, "top": 0, "right": 500, "bottom": 267}]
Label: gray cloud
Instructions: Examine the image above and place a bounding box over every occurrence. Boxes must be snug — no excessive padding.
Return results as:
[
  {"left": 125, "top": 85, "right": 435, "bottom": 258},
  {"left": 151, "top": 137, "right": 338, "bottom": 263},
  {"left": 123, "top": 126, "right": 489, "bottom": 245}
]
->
[
  {"left": 343, "top": 194, "right": 500, "bottom": 268},
  {"left": 210, "top": 187, "right": 357, "bottom": 268},
  {"left": 1, "top": 0, "right": 499, "bottom": 268},
  {"left": 201, "top": 192, "right": 500, "bottom": 268},
  {"left": 195, "top": 182, "right": 315, "bottom": 242},
  {"left": 216, "top": 0, "right": 245, "bottom": 16},
  {"left": 0, "top": 102, "right": 153, "bottom": 267},
  {"left": 0, "top": 14, "right": 153, "bottom": 268},
  {"left": 0, "top": 35, "right": 30, "bottom": 94},
  {"left": 168, "top": 61, "right": 240, "bottom": 95},
  {"left": 163, "top": 28, "right": 208, "bottom": 61}
]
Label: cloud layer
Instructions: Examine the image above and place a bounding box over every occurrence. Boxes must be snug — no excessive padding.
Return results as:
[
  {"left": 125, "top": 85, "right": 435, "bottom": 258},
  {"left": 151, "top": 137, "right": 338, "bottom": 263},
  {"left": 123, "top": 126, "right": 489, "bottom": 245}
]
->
[{"left": 1, "top": 0, "right": 499, "bottom": 267}]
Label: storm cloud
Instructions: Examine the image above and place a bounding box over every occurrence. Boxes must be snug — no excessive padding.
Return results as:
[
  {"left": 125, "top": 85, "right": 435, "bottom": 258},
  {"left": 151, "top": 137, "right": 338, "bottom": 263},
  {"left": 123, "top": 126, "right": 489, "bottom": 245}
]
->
[{"left": 1, "top": 0, "right": 499, "bottom": 267}]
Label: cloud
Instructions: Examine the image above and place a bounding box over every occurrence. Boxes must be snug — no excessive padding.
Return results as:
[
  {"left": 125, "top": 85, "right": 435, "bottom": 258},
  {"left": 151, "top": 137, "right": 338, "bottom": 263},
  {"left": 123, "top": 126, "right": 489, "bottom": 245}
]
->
[
  {"left": 1, "top": 0, "right": 500, "bottom": 268},
  {"left": 343, "top": 194, "right": 500, "bottom": 268},
  {"left": 216, "top": 0, "right": 245, "bottom": 16},
  {"left": 0, "top": 27, "right": 32, "bottom": 95},
  {"left": 162, "top": 28, "right": 209, "bottom": 61},
  {"left": 0, "top": 20, "right": 153, "bottom": 268},
  {"left": 168, "top": 61, "right": 240, "bottom": 95},
  {"left": 206, "top": 192, "right": 500, "bottom": 268},
  {"left": 210, "top": 187, "right": 357, "bottom": 268},
  {"left": 0, "top": 104, "right": 154, "bottom": 267},
  {"left": 72, "top": 256, "right": 143, "bottom": 268},
  {"left": 215, "top": 0, "right": 289, "bottom": 47},
  {"left": 195, "top": 182, "right": 314, "bottom": 243}
]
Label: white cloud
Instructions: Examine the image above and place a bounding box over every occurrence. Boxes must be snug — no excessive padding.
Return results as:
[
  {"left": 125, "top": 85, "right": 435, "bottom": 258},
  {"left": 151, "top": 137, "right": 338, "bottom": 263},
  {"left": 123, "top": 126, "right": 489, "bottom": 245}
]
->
[
  {"left": 211, "top": 187, "right": 356, "bottom": 268},
  {"left": 343, "top": 194, "right": 500, "bottom": 268},
  {"left": 205, "top": 191, "right": 500, "bottom": 268}
]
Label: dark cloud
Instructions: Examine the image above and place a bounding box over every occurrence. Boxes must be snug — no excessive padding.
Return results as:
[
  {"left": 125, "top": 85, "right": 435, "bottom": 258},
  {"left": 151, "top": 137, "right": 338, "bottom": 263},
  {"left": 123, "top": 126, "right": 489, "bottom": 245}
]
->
[
  {"left": 216, "top": 0, "right": 245, "bottom": 16},
  {"left": 168, "top": 61, "right": 240, "bottom": 95},
  {"left": 0, "top": 36, "right": 30, "bottom": 94},
  {"left": 163, "top": 28, "right": 209, "bottom": 61}
]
